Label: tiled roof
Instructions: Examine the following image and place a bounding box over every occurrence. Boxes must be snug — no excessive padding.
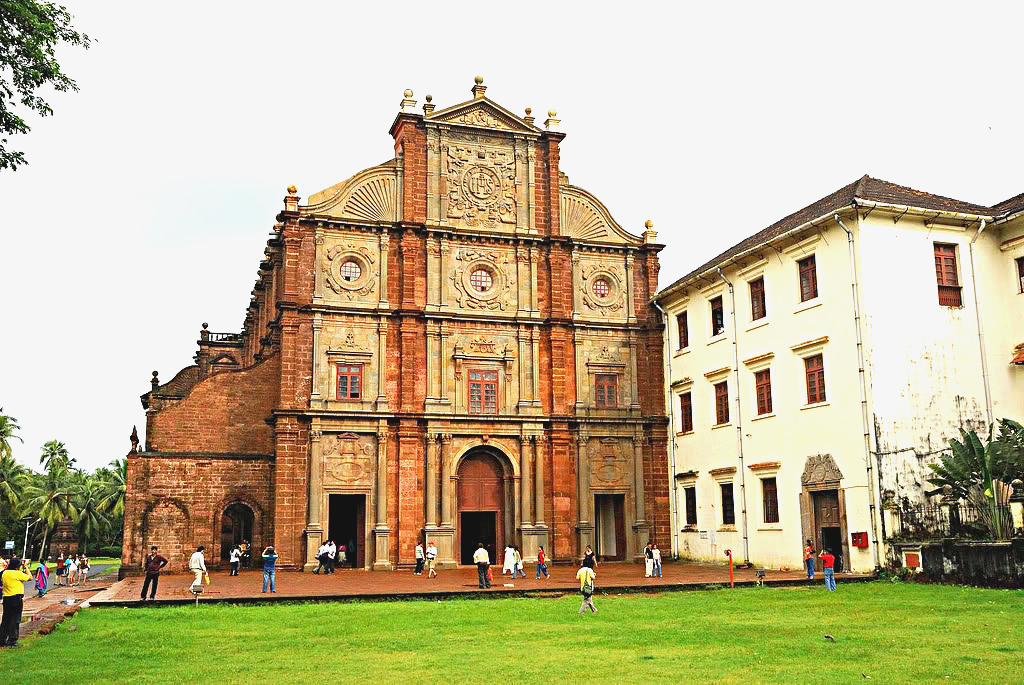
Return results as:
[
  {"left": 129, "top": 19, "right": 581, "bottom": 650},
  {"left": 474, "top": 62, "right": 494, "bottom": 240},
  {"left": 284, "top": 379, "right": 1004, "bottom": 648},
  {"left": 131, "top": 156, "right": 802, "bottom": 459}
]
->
[
  {"left": 141, "top": 365, "right": 200, "bottom": 407},
  {"left": 993, "top": 192, "right": 1024, "bottom": 216},
  {"left": 656, "top": 175, "right": 998, "bottom": 298}
]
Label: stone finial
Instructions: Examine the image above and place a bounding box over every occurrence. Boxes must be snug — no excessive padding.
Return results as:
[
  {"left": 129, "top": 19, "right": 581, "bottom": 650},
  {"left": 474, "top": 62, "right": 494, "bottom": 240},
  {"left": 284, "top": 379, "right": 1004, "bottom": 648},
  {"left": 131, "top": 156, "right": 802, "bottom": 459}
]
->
[
  {"left": 643, "top": 219, "right": 658, "bottom": 244},
  {"left": 544, "top": 108, "right": 560, "bottom": 131},
  {"left": 1011, "top": 479, "right": 1024, "bottom": 502},
  {"left": 941, "top": 483, "right": 957, "bottom": 504},
  {"left": 129, "top": 425, "right": 140, "bottom": 455},
  {"left": 284, "top": 185, "right": 299, "bottom": 212},
  {"left": 201, "top": 322, "right": 209, "bottom": 341},
  {"left": 423, "top": 94, "right": 435, "bottom": 115},
  {"left": 471, "top": 75, "right": 487, "bottom": 99},
  {"left": 523, "top": 107, "right": 535, "bottom": 127},
  {"left": 400, "top": 88, "right": 417, "bottom": 113},
  {"left": 151, "top": 370, "right": 159, "bottom": 391}
]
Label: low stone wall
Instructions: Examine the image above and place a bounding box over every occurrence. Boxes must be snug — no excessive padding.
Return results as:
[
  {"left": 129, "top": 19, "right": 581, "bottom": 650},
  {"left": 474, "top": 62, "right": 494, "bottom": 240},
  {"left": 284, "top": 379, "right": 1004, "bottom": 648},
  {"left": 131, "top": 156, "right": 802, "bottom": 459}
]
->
[{"left": 890, "top": 539, "right": 1024, "bottom": 587}]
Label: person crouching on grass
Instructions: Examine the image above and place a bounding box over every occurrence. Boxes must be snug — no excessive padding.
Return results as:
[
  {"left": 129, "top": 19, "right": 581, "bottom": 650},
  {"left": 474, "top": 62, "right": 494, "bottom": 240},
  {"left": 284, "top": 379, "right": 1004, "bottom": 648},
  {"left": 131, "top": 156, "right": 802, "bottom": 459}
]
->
[{"left": 577, "top": 563, "right": 597, "bottom": 615}]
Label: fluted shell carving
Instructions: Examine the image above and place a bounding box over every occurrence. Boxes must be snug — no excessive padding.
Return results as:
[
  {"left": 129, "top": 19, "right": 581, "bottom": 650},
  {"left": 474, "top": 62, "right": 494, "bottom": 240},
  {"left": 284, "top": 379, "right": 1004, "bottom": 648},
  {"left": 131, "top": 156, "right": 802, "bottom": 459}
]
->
[
  {"left": 341, "top": 175, "right": 396, "bottom": 222},
  {"left": 561, "top": 193, "right": 608, "bottom": 241}
]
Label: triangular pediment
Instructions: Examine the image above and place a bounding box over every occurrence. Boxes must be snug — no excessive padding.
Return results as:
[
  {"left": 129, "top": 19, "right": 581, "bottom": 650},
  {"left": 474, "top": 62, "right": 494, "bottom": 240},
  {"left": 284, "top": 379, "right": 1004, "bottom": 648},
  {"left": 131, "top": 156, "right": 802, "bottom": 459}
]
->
[{"left": 427, "top": 97, "right": 540, "bottom": 134}]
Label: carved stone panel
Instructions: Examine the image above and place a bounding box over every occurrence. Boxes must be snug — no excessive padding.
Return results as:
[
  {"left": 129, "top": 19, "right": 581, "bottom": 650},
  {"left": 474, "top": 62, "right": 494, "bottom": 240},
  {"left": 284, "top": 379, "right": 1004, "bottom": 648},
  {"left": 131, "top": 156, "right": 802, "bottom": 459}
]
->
[
  {"left": 319, "top": 326, "right": 377, "bottom": 405},
  {"left": 444, "top": 142, "right": 517, "bottom": 229},
  {"left": 579, "top": 258, "right": 626, "bottom": 317},
  {"left": 322, "top": 432, "right": 376, "bottom": 486},
  {"left": 321, "top": 237, "right": 379, "bottom": 304},
  {"left": 588, "top": 437, "right": 631, "bottom": 488},
  {"left": 449, "top": 245, "right": 516, "bottom": 311},
  {"left": 801, "top": 454, "right": 844, "bottom": 486}
]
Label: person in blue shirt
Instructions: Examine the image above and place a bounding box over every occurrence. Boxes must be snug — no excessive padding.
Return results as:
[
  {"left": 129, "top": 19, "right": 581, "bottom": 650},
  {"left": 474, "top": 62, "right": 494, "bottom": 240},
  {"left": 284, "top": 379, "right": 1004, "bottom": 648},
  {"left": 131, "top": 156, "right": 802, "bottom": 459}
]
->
[{"left": 261, "top": 546, "right": 279, "bottom": 593}]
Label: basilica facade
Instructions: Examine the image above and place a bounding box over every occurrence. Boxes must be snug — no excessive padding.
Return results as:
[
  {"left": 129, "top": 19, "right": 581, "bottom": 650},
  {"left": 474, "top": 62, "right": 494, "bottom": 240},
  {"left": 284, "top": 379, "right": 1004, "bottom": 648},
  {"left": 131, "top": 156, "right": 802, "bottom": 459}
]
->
[{"left": 122, "top": 78, "right": 669, "bottom": 572}]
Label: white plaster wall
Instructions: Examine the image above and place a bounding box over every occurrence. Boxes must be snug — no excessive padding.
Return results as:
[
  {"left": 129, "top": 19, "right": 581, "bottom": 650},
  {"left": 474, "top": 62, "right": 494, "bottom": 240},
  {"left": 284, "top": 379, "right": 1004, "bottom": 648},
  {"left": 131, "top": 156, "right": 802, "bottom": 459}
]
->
[
  {"left": 662, "top": 221, "right": 876, "bottom": 572},
  {"left": 980, "top": 218, "right": 1024, "bottom": 424}
]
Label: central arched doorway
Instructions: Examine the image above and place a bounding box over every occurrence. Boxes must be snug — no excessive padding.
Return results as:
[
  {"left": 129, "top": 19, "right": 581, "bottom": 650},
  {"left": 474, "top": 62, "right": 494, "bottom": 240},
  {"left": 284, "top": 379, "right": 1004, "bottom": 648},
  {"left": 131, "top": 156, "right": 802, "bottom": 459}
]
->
[
  {"left": 220, "top": 502, "right": 254, "bottom": 562},
  {"left": 457, "top": 450, "right": 505, "bottom": 565}
]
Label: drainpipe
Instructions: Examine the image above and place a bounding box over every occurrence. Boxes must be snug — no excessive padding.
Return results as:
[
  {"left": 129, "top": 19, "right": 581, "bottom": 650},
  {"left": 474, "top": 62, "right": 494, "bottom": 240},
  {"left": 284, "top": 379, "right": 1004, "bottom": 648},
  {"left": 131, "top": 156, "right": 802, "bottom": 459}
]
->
[
  {"left": 716, "top": 267, "right": 750, "bottom": 564},
  {"left": 653, "top": 300, "right": 680, "bottom": 559},
  {"left": 834, "top": 214, "right": 882, "bottom": 570},
  {"left": 969, "top": 220, "right": 994, "bottom": 426}
]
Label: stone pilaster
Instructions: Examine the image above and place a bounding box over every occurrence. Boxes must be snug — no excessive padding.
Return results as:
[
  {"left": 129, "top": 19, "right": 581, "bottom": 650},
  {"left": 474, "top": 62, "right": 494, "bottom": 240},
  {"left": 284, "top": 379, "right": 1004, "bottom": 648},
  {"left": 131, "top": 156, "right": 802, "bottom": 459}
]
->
[
  {"left": 373, "top": 425, "right": 391, "bottom": 570},
  {"left": 303, "top": 424, "right": 324, "bottom": 571}
]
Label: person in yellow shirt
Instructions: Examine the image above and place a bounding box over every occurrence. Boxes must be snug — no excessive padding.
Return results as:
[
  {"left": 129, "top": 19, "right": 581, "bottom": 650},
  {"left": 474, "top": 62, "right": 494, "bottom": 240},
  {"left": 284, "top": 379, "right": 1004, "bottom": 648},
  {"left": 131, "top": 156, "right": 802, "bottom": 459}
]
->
[
  {"left": 576, "top": 564, "right": 597, "bottom": 615},
  {"left": 1, "top": 557, "right": 33, "bottom": 648}
]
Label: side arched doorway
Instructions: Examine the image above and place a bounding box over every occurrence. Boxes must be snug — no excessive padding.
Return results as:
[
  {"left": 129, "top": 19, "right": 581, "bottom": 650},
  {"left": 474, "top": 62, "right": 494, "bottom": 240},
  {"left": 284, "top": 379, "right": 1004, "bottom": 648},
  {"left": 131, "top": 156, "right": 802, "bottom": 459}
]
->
[
  {"left": 220, "top": 502, "right": 254, "bottom": 562},
  {"left": 457, "top": 450, "right": 505, "bottom": 565}
]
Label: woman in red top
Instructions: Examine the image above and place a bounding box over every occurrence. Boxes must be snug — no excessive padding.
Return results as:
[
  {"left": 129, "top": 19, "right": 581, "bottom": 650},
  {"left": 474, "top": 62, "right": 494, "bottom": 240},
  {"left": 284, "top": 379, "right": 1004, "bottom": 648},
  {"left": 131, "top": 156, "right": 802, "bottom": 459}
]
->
[
  {"left": 820, "top": 548, "right": 836, "bottom": 591},
  {"left": 803, "top": 539, "right": 816, "bottom": 579}
]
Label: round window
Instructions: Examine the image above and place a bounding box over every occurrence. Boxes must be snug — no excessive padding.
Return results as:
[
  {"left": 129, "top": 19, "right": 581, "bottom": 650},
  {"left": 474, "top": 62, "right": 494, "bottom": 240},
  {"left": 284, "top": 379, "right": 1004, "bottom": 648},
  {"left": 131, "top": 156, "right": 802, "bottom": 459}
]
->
[
  {"left": 592, "top": 278, "right": 611, "bottom": 298},
  {"left": 340, "top": 260, "right": 361, "bottom": 282},
  {"left": 470, "top": 268, "right": 494, "bottom": 292}
]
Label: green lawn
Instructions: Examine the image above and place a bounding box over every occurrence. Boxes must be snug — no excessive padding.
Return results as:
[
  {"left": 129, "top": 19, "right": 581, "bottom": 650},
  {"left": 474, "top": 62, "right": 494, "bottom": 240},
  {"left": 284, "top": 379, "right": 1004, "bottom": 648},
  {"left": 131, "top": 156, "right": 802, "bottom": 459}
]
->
[{"left": 2, "top": 583, "right": 1022, "bottom": 683}]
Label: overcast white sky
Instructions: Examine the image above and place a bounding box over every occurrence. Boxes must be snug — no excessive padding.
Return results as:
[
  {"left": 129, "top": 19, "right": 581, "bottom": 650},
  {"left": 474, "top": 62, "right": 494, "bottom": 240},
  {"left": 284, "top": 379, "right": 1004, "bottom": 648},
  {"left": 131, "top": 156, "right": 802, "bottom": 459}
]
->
[{"left": 2, "top": 2, "right": 1022, "bottom": 471}]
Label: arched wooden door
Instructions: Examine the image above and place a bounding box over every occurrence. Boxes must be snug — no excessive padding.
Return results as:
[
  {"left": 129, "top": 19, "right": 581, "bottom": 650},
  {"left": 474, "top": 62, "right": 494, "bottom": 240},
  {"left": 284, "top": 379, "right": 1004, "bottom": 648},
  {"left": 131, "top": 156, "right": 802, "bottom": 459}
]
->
[{"left": 457, "top": 451, "right": 504, "bottom": 565}]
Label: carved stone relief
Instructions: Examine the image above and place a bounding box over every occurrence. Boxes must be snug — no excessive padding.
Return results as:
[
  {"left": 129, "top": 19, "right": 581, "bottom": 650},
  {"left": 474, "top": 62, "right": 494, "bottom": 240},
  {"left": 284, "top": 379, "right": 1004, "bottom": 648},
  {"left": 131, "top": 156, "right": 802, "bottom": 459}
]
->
[
  {"left": 322, "top": 432, "right": 376, "bottom": 486},
  {"left": 579, "top": 260, "right": 626, "bottom": 316},
  {"left": 450, "top": 247, "right": 515, "bottom": 311},
  {"left": 588, "top": 437, "right": 631, "bottom": 487},
  {"left": 801, "top": 454, "right": 844, "bottom": 486},
  {"left": 445, "top": 143, "right": 517, "bottom": 228},
  {"left": 323, "top": 240, "right": 377, "bottom": 301}
]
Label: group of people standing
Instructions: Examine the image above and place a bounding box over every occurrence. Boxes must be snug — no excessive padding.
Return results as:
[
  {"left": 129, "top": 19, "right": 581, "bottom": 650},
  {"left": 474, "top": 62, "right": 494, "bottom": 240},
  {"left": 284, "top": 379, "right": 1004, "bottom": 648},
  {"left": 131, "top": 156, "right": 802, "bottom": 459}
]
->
[
  {"left": 472, "top": 543, "right": 551, "bottom": 588},
  {"left": 643, "top": 543, "right": 663, "bottom": 578},
  {"left": 803, "top": 539, "right": 838, "bottom": 591},
  {"left": 312, "top": 540, "right": 345, "bottom": 574},
  {"left": 413, "top": 541, "right": 438, "bottom": 577}
]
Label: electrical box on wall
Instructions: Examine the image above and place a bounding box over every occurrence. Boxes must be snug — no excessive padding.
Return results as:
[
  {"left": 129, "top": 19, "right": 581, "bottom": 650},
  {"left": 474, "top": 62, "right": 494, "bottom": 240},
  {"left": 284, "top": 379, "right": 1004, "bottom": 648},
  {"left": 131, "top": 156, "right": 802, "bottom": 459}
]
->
[{"left": 851, "top": 531, "right": 868, "bottom": 548}]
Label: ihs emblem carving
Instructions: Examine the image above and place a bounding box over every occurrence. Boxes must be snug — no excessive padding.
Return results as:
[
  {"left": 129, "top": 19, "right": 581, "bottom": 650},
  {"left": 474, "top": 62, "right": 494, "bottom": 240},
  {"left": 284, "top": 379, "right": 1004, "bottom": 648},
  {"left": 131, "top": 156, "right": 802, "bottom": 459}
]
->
[{"left": 445, "top": 145, "right": 517, "bottom": 228}]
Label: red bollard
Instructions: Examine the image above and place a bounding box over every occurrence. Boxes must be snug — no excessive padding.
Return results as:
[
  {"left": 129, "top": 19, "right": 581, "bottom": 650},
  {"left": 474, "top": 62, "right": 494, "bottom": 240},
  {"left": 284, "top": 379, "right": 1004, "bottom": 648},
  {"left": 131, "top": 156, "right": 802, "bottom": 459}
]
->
[{"left": 725, "top": 549, "right": 734, "bottom": 588}]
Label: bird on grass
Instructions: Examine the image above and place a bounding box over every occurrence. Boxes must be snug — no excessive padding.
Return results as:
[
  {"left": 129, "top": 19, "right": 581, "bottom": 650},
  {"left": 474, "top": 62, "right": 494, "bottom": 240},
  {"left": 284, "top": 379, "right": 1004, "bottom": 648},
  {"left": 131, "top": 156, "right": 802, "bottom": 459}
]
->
[{"left": 824, "top": 634, "right": 836, "bottom": 642}]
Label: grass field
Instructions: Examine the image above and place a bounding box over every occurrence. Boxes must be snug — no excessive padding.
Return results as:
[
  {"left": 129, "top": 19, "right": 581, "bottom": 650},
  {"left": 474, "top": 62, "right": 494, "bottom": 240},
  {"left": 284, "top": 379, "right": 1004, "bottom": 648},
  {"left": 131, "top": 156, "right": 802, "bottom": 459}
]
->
[{"left": 2, "top": 583, "right": 1022, "bottom": 683}]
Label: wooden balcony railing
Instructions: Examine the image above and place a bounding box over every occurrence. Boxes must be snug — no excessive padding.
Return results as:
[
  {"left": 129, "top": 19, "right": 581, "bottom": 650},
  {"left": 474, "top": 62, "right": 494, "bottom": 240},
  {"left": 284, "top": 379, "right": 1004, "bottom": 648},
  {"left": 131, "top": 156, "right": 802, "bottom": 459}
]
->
[{"left": 937, "top": 285, "right": 962, "bottom": 308}]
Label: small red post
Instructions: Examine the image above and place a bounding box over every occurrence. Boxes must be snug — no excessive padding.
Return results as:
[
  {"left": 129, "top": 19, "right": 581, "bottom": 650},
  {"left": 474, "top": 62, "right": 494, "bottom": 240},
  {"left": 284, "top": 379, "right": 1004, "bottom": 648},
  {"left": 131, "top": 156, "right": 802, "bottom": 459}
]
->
[{"left": 725, "top": 549, "right": 734, "bottom": 588}]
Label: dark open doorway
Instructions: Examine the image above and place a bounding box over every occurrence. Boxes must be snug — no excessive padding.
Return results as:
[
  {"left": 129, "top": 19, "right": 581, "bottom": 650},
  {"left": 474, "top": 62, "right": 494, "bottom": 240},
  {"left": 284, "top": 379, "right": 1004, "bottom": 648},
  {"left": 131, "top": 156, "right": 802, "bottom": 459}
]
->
[
  {"left": 220, "top": 503, "right": 254, "bottom": 561},
  {"left": 821, "top": 527, "right": 844, "bottom": 572},
  {"left": 460, "top": 511, "right": 497, "bottom": 565},
  {"left": 328, "top": 494, "right": 365, "bottom": 569},
  {"left": 594, "top": 493, "right": 626, "bottom": 561}
]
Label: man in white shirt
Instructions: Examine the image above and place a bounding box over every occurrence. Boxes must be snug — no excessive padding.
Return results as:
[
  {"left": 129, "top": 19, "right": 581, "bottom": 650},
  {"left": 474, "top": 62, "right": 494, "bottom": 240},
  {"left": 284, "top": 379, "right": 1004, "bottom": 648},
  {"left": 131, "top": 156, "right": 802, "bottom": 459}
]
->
[
  {"left": 188, "top": 545, "right": 207, "bottom": 589},
  {"left": 414, "top": 543, "right": 425, "bottom": 575},
  {"left": 326, "top": 541, "right": 337, "bottom": 574},
  {"left": 313, "top": 543, "right": 329, "bottom": 575},
  {"left": 425, "top": 541, "right": 438, "bottom": 578},
  {"left": 472, "top": 543, "right": 491, "bottom": 589}
]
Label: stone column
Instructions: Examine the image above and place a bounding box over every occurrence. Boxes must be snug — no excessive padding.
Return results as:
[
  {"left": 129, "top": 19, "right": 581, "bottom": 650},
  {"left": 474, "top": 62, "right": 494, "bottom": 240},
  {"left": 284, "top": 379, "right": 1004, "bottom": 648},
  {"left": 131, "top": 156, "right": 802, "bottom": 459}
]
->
[
  {"left": 373, "top": 426, "right": 391, "bottom": 570},
  {"left": 531, "top": 328, "right": 541, "bottom": 405},
  {"left": 313, "top": 231, "right": 325, "bottom": 303},
  {"left": 629, "top": 331, "right": 641, "bottom": 413},
  {"left": 577, "top": 432, "right": 594, "bottom": 559},
  {"left": 625, "top": 252, "right": 636, "bottom": 323},
  {"left": 632, "top": 435, "right": 646, "bottom": 524},
  {"left": 378, "top": 232, "right": 390, "bottom": 308},
  {"left": 311, "top": 314, "right": 322, "bottom": 402},
  {"left": 571, "top": 250, "right": 581, "bottom": 317},
  {"left": 426, "top": 434, "right": 438, "bottom": 527},
  {"left": 529, "top": 247, "right": 539, "bottom": 313},
  {"left": 425, "top": 322, "right": 438, "bottom": 400},
  {"left": 303, "top": 425, "right": 324, "bottom": 570},
  {"left": 534, "top": 436, "right": 545, "bottom": 526},
  {"left": 376, "top": 320, "right": 388, "bottom": 410},
  {"left": 440, "top": 434, "right": 452, "bottom": 526},
  {"left": 439, "top": 238, "right": 449, "bottom": 308},
  {"left": 574, "top": 334, "right": 584, "bottom": 409},
  {"left": 520, "top": 436, "right": 533, "bottom": 525}
]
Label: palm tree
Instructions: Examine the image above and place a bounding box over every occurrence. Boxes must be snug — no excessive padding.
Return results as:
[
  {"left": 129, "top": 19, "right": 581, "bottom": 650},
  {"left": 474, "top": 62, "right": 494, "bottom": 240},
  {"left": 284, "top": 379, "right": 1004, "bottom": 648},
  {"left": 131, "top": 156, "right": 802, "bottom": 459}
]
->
[
  {"left": 40, "top": 439, "right": 74, "bottom": 475},
  {"left": 0, "top": 408, "right": 23, "bottom": 460},
  {"left": 0, "top": 453, "right": 27, "bottom": 515},
  {"left": 73, "top": 476, "right": 109, "bottom": 554},
  {"left": 22, "top": 441, "right": 79, "bottom": 559},
  {"left": 97, "top": 458, "right": 127, "bottom": 517}
]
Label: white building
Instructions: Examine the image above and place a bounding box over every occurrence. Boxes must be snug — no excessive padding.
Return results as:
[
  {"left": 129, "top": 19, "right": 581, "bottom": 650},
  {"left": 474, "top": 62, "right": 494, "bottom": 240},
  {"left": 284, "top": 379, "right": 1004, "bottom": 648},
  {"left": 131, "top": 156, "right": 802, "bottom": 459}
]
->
[{"left": 653, "top": 176, "right": 1024, "bottom": 573}]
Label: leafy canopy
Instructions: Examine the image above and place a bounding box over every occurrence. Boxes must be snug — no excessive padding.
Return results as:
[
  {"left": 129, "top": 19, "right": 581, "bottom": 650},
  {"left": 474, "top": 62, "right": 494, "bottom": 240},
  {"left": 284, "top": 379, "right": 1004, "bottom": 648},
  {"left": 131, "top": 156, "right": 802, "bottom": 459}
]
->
[{"left": 0, "top": 0, "right": 91, "bottom": 170}]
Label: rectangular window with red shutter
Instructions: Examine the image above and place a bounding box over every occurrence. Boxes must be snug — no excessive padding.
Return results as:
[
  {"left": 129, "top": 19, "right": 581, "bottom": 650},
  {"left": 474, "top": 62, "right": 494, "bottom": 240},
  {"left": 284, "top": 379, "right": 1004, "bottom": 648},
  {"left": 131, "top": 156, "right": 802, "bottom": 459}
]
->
[
  {"left": 595, "top": 374, "right": 617, "bottom": 408},
  {"left": 468, "top": 369, "right": 498, "bottom": 414},
  {"left": 679, "top": 392, "right": 693, "bottom": 433},
  {"left": 762, "top": 477, "right": 780, "bottom": 524},
  {"left": 805, "top": 354, "right": 825, "bottom": 404},
  {"left": 677, "top": 311, "right": 689, "bottom": 349},
  {"left": 934, "top": 243, "right": 962, "bottom": 307},
  {"left": 754, "top": 369, "right": 772, "bottom": 415},
  {"left": 336, "top": 364, "right": 363, "bottom": 400},
  {"left": 750, "top": 277, "right": 766, "bottom": 321},
  {"left": 798, "top": 255, "right": 818, "bottom": 302},
  {"left": 714, "top": 381, "right": 729, "bottom": 425},
  {"left": 710, "top": 296, "right": 725, "bottom": 336}
]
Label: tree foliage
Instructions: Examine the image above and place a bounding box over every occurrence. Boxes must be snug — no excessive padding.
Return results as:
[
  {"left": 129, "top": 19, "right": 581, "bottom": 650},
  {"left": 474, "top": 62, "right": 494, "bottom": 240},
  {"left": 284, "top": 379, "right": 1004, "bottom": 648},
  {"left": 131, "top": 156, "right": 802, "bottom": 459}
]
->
[
  {"left": 0, "top": 408, "right": 23, "bottom": 459},
  {"left": 0, "top": 0, "right": 91, "bottom": 170}
]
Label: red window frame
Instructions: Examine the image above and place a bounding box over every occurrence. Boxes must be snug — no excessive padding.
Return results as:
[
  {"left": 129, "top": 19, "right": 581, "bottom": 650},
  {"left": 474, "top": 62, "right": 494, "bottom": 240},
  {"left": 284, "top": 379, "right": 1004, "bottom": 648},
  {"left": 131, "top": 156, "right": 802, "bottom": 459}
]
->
[
  {"left": 805, "top": 354, "right": 826, "bottom": 404},
  {"left": 595, "top": 374, "right": 618, "bottom": 408},
  {"left": 468, "top": 369, "right": 499, "bottom": 414},
  {"left": 798, "top": 255, "right": 818, "bottom": 302},
  {"left": 680, "top": 392, "right": 693, "bottom": 433},
  {"left": 934, "top": 243, "right": 962, "bottom": 307},
  {"left": 755, "top": 369, "right": 772, "bottom": 415},
  {"left": 762, "top": 477, "right": 779, "bottom": 524},
  {"left": 714, "top": 381, "right": 729, "bottom": 425},
  {"left": 336, "top": 364, "right": 363, "bottom": 400},
  {"left": 750, "top": 277, "right": 766, "bottom": 321},
  {"left": 710, "top": 296, "right": 725, "bottom": 336},
  {"left": 677, "top": 311, "right": 689, "bottom": 349}
]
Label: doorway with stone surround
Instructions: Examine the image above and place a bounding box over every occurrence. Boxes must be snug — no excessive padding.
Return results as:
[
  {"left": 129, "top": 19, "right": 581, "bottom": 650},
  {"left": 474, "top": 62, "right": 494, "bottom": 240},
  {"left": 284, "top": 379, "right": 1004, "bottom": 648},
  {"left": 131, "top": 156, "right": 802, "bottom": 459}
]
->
[
  {"left": 456, "top": 450, "right": 505, "bottom": 565},
  {"left": 329, "top": 494, "right": 366, "bottom": 569}
]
